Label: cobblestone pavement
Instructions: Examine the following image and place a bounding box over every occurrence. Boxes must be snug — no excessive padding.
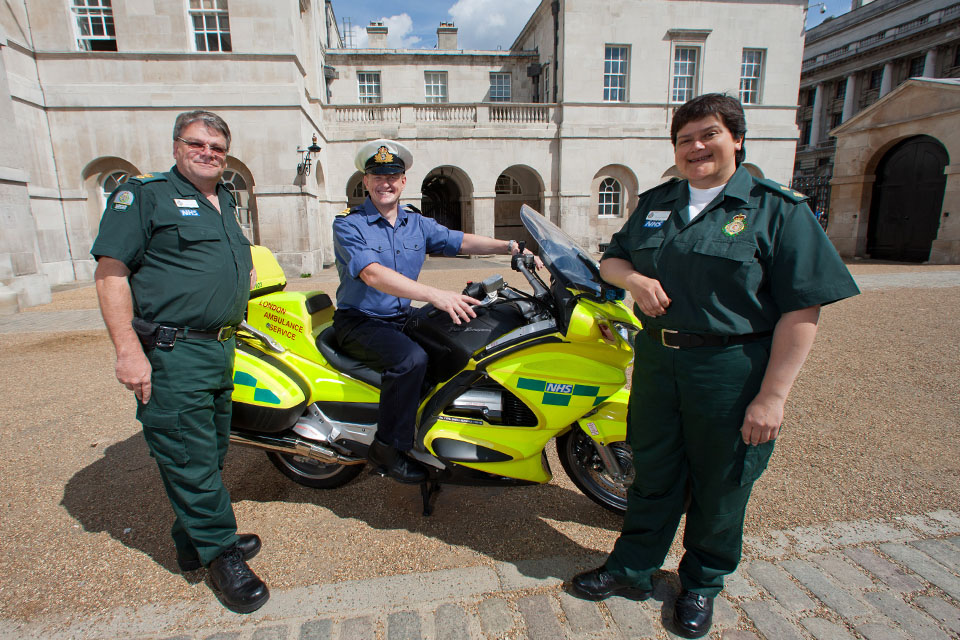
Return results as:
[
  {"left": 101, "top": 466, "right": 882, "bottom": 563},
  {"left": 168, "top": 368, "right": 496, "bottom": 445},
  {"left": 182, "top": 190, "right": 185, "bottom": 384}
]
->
[
  {"left": 1, "top": 268, "right": 957, "bottom": 639},
  {"left": 2, "top": 511, "right": 958, "bottom": 639}
]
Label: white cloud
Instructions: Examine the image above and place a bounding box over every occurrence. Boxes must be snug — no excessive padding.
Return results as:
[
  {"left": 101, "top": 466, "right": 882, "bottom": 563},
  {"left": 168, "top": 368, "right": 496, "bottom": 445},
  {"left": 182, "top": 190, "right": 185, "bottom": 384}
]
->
[
  {"left": 449, "top": 0, "right": 540, "bottom": 50},
  {"left": 350, "top": 13, "right": 423, "bottom": 49}
]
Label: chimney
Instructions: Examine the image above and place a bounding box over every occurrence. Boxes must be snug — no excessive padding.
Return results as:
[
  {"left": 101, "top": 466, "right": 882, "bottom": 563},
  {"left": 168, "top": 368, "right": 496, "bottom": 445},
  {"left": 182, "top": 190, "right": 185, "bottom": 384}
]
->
[
  {"left": 366, "top": 21, "right": 388, "bottom": 48},
  {"left": 437, "top": 22, "right": 458, "bottom": 50}
]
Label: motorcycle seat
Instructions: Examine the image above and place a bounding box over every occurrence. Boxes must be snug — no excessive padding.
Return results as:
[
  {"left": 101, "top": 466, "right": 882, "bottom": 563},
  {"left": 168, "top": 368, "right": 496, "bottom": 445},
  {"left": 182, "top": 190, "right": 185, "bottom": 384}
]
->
[{"left": 316, "top": 326, "right": 383, "bottom": 389}]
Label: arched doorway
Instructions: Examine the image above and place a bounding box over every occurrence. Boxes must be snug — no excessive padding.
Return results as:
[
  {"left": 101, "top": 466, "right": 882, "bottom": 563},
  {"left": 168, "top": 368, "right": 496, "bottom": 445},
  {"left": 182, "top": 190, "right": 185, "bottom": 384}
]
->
[
  {"left": 421, "top": 168, "right": 463, "bottom": 231},
  {"left": 494, "top": 166, "right": 544, "bottom": 251},
  {"left": 868, "top": 136, "right": 948, "bottom": 262}
]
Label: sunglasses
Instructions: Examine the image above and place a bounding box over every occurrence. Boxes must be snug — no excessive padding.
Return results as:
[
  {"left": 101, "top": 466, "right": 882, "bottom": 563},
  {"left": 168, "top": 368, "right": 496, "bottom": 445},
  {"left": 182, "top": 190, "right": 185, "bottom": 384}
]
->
[{"left": 176, "top": 137, "right": 228, "bottom": 156}]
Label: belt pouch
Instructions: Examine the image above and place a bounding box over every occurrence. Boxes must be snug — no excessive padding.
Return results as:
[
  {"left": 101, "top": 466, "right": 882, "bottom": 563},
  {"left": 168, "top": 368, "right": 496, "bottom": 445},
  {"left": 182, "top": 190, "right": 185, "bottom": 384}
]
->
[{"left": 132, "top": 317, "right": 160, "bottom": 350}]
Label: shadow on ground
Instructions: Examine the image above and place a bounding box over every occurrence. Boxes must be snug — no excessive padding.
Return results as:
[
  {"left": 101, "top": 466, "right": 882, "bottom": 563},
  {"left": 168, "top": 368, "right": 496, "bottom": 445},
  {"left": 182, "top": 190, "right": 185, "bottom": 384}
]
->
[{"left": 62, "top": 432, "right": 623, "bottom": 583}]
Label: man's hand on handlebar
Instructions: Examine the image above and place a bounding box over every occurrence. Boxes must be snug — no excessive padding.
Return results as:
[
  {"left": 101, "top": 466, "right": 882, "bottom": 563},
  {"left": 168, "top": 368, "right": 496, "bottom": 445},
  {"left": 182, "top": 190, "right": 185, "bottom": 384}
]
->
[{"left": 430, "top": 289, "right": 481, "bottom": 325}]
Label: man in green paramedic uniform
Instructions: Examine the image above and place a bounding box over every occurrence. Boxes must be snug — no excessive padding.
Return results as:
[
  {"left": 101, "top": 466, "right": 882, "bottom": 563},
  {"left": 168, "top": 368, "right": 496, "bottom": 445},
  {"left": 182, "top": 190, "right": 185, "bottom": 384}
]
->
[
  {"left": 91, "top": 110, "right": 268, "bottom": 614},
  {"left": 570, "top": 94, "right": 860, "bottom": 638}
]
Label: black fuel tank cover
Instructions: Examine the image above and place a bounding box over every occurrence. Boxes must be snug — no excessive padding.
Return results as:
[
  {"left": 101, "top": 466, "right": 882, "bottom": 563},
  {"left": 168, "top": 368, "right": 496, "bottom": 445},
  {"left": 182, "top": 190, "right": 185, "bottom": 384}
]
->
[{"left": 432, "top": 437, "right": 513, "bottom": 462}]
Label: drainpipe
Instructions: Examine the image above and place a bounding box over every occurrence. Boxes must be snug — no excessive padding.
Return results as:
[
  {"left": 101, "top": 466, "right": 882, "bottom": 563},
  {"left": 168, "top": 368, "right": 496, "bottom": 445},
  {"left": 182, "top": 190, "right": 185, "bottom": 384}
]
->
[{"left": 551, "top": 1, "right": 559, "bottom": 103}]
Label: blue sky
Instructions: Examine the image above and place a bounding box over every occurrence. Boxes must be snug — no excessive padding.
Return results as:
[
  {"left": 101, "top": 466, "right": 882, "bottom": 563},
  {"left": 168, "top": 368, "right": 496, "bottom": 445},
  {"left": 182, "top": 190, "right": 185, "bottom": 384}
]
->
[
  {"left": 331, "top": 0, "right": 541, "bottom": 50},
  {"left": 330, "top": 0, "right": 852, "bottom": 51},
  {"left": 806, "top": 0, "right": 854, "bottom": 29}
]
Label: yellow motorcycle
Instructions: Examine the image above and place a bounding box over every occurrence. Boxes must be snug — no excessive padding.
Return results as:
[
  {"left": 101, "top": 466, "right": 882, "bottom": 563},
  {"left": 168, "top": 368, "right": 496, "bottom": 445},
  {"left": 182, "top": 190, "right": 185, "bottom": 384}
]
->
[{"left": 230, "top": 205, "right": 640, "bottom": 515}]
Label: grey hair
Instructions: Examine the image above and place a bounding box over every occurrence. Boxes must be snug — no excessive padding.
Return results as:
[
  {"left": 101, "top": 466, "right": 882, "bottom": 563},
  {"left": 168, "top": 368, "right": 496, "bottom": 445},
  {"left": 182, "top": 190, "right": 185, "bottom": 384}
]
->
[{"left": 173, "top": 110, "right": 231, "bottom": 150}]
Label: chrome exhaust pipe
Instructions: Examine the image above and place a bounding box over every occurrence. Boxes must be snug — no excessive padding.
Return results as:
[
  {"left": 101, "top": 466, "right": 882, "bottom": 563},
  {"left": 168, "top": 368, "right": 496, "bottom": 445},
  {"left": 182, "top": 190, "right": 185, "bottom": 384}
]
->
[{"left": 230, "top": 431, "right": 367, "bottom": 466}]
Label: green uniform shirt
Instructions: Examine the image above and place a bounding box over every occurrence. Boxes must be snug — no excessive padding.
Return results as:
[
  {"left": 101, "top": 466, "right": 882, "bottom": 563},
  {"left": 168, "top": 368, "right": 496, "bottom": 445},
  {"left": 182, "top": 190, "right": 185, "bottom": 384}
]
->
[
  {"left": 603, "top": 165, "right": 860, "bottom": 334},
  {"left": 90, "top": 166, "right": 253, "bottom": 330}
]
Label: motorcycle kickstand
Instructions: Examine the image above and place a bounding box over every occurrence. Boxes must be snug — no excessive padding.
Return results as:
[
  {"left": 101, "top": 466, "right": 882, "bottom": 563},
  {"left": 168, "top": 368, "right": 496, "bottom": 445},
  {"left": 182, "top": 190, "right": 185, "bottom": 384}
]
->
[{"left": 420, "top": 476, "right": 442, "bottom": 517}]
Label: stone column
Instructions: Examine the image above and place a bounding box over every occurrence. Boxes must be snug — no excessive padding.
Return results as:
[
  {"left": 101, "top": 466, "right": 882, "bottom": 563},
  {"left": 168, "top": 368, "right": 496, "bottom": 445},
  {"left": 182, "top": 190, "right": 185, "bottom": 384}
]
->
[
  {"left": 472, "top": 194, "right": 496, "bottom": 238},
  {"left": 809, "top": 83, "right": 824, "bottom": 147},
  {"left": 841, "top": 74, "right": 857, "bottom": 123},
  {"left": 0, "top": 42, "right": 50, "bottom": 312},
  {"left": 923, "top": 49, "right": 938, "bottom": 78},
  {"left": 928, "top": 163, "right": 959, "bottom": 264},
  {"left": 879, "top": 62, "right": 893, "bottom": 97}
]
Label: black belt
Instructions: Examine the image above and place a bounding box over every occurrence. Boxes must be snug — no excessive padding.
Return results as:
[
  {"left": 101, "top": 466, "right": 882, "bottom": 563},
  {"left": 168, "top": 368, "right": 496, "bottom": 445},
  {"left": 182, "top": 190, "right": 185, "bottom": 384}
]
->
[
  {"left": 132, "top": 317, "right": 237, "bottom": 350},
  {"left": 645, "top": 325, "right": 772, "bottom": 349}
]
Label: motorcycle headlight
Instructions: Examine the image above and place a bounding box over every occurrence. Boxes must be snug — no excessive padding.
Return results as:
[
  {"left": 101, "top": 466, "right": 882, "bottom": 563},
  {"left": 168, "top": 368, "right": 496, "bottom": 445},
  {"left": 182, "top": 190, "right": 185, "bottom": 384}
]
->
[{"left": 612, "top": 321, "right": 639, "bottom": 349}]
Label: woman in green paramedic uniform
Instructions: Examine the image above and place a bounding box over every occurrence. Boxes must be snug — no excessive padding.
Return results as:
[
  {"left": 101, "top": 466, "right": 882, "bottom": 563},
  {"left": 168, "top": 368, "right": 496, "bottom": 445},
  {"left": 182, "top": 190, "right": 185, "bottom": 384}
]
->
[{"left": 569, "top": 94, "right": 860, "bottom": 639}]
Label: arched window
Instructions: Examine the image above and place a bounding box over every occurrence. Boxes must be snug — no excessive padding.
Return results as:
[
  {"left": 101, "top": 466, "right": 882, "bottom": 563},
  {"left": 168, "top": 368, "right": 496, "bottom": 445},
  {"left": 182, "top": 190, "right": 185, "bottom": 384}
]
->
[
  {"left": 100, "top": 170, "right": 129, "bottom": 208},
  {"left": 222, "top": 169, "right": 252, "bottom": 239},
  {"left": 495, "top": 174, "right": 522, "bottom": 195},
  {"left": 352, "top": 181, "right": 368, "bottom": 198},
  {"left": 598, "top": 177, "right": 622, "bottom": 217}
]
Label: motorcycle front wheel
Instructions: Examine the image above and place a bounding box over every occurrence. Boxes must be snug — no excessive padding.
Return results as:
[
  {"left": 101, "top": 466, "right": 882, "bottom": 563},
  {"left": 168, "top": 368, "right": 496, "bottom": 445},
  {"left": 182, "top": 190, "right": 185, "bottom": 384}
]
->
[
  {"left": 267, "top": 451, "right": 364, "bottom": 489},
  {"left": 557, "top": 428, "right": 632, "bottom": 515}
]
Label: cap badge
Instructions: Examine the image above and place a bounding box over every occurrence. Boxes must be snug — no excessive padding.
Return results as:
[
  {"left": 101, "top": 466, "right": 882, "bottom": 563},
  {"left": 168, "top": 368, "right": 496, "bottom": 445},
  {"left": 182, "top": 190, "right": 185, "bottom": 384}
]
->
[
  {"left": 373, "top": 146, "right": 394, "bottom": 164},
  {"left": 722, "top": 214, "right": 747, "bottom": 237}
]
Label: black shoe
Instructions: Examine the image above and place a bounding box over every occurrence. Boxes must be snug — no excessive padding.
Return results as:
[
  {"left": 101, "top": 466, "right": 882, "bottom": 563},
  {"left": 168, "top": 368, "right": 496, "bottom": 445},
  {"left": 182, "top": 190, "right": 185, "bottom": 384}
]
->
[
  {"left": 570, "top": 567, "right": 653, "bottom": 601},
  {"left": 673, "top": 590, "right": 713, "bottom": 638},
  {"left": 368, "top": 439, "right": 427, "bottom": 484},
  {"left": 208, "top": 544, "right": 270, "bottom": 614},
  {"left": 177, "top": 533, "right": 262, "bottom": 572}
]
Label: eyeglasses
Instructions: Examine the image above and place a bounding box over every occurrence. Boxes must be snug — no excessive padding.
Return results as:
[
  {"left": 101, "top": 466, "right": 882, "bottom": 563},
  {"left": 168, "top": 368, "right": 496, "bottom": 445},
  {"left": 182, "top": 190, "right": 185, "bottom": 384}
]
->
[{"left": 176, "top": 137, "right": 228, "bottom": 156}]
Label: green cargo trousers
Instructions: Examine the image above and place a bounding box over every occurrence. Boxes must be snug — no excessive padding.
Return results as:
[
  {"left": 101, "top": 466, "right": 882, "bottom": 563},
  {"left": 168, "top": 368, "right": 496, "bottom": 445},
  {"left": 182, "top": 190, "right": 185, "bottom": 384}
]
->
[
  {"left": 605, "top": 332, "right": 776, "bottom": 597},
  {"left": 136, "top": 337, "right": 240, "bottom": 567}
]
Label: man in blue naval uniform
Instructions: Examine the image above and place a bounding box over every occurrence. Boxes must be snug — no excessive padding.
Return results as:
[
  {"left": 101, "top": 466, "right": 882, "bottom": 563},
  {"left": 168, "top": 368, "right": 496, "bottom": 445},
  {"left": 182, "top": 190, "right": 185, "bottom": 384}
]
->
[{"left": 333, "top": 138, "right": 532, "bottom": 483}]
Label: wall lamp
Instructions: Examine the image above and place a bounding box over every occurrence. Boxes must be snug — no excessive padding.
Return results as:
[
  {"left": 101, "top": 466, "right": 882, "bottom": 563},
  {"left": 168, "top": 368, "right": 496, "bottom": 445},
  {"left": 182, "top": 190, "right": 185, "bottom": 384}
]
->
[{"left": 297, "top": 134, "right": 322, "bottom": 176}]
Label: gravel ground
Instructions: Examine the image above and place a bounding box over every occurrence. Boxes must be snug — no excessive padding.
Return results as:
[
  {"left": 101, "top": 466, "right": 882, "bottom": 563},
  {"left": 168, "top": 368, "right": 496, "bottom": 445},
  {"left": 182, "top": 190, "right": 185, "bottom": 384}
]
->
[{"left": 0, "top": 260, "right": 957, "bottom": 624}]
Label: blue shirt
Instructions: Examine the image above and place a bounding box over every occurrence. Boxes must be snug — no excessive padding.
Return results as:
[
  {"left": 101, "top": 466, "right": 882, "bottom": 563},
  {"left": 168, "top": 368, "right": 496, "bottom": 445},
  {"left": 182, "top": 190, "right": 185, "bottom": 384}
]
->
[{"left": 333, "top": 198, "right": 464, "bottom": 317}]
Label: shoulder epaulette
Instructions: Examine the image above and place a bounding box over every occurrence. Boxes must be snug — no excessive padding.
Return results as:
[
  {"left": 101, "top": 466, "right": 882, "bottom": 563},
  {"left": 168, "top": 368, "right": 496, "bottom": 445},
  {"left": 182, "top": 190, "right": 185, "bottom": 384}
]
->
[
  {"left": 125, "top": 173, "right": 167, "bottom": 185},
  {"left": 636, "top": 176, "right": 682, "bottom": 199},
  {"left": 757, "top": 177, "right": 807, "bottom": 203},
  {"left": 402, "top": 203, "right": 422, "bottom": 214},
  {"left": 336, "top": 206, "right": 363, "bottom": 217}
]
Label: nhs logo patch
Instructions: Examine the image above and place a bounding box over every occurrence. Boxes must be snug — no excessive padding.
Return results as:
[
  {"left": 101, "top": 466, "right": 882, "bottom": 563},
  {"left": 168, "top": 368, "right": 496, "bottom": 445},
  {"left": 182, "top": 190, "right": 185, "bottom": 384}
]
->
[
  {"left": 180, "top": 208, "right": 200, "bottom": 216},
  {"left": 546, "top": 383, "right": 574, "bottom": 394}
]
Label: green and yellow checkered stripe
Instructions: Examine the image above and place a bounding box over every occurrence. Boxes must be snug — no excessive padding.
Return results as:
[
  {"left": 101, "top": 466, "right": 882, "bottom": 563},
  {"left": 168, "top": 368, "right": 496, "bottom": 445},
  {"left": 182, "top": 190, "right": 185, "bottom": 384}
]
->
[
  {"left": 233, "top": 371, "right": 282, "bottom": 405},
  {"left": 516, "top": 377, "right": 609, "bottom": 407}
]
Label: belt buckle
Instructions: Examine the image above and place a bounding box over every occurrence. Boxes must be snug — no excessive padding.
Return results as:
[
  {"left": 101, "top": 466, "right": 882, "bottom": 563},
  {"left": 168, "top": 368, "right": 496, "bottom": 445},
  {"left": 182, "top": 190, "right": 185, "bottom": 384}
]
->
[
  {"left": 661, "top": 328, "right": 680, "bottom": 349},
  {"left": 216, "top": 326, "right": 234, "bottom": 341},
  {"left": 155, "top": 326, "right": 178, "bottom": 349}
]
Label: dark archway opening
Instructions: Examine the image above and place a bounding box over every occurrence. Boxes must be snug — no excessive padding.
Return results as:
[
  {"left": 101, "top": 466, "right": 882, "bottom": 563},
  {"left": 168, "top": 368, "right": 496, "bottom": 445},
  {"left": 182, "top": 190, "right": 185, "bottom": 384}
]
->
[
  {"left": 867, "top": 135, "right": 947, "bottom": 262},
  {"left": 421, "top": 171, "right": 462, "bottom": 231}
]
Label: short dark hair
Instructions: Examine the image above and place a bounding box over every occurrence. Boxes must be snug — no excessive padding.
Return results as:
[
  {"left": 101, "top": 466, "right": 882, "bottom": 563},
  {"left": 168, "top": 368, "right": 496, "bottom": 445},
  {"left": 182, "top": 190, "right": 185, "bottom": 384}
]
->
[
  {"left": 173, "top": 110, "right": 231, "bottom": 150},
  {"left": 671, "top": 93, "right": 746, "bottom": 165}
]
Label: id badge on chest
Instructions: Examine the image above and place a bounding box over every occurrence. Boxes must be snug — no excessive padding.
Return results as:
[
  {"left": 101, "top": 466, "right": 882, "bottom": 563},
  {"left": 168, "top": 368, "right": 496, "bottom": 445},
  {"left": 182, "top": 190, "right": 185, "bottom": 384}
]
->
[{"left": 643, "top": 210, "right": 671, "bottom": 228}]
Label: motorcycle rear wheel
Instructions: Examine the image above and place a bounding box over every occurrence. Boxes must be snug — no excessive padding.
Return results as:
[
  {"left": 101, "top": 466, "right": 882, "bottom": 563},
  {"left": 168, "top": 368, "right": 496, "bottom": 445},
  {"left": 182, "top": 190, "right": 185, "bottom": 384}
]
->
[
  {"left": 557, "top": 428, "right": 632, "bottom": 515},
  {"left": 266, "top": 451, "right": 364, "bottom": 489}
]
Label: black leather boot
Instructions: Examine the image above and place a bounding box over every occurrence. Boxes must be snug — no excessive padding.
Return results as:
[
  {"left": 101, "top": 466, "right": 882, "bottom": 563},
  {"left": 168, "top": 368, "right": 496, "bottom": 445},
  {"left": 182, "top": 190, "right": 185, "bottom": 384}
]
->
[
  {"left": 208, "top": 544, "right": 270, "bottom": 614},
  {"left": 673, "top": 590, "right": 713, "bottom": 638},
  {"left": 570, "top": 566, "right": 653, "bottom": 601},
  {"left": 178, "top": 533, "right": 262, "bottom": 572},
  {"left": 368, "top": 438, "right": 427, "bottom": 484}
]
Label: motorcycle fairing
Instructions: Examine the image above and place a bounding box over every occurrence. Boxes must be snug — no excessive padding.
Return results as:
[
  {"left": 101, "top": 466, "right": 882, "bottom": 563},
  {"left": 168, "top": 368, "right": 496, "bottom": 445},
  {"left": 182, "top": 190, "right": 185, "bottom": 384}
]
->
[
  {"left": 246, "top": 290, "right": 333, "bottom": 356},
  {"left": 418, "top": 340, "right": 630, "bottom": 483},
  {"left": 575, "top": 388, "right": 629, "bottom": 446}
]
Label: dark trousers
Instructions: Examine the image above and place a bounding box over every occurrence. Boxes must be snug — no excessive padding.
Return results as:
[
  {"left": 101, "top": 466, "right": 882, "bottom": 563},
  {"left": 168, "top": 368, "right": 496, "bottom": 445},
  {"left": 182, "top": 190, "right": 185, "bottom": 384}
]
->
[
  {"left": 605, "top": 331, "right": 776, "bottom": 597},
  {"left": 333, "top": 309, "right": 428, "bottom": 451},
  {"left": 136, "top": 338, "right": 239, "bottom": 567}
]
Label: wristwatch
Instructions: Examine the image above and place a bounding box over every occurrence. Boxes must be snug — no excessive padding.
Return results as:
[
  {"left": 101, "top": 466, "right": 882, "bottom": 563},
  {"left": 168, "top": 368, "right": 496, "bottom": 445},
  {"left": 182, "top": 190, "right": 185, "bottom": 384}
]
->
[{"left": 507, "top": 239, "right": 518, "bottom": 254}]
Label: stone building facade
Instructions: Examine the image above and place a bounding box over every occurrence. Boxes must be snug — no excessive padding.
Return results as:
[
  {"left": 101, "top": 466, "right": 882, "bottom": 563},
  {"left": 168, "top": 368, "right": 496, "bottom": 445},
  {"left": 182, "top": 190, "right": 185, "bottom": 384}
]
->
[
  {"left": 828, "top": 78, "right": 959, "bottom": 263},
  {"left": 795, "top": 0, "right": 960, "bottom": 263},
  {"left": 795, "top": 0, "right": 960, "bottom": 178},
  {"left": 1, "top": 0, "right": 809, "bottom": 311}
]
